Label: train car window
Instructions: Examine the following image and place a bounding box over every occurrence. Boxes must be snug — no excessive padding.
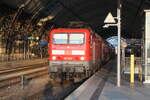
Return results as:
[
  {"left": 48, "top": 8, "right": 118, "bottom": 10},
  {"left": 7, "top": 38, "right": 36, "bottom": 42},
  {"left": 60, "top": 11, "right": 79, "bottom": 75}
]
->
[
  {"left": 53, "top": 33, "right": 68, "bottom": 44},
  {"left": 69, "top": 33, "right": 84, "bottom": 44}
]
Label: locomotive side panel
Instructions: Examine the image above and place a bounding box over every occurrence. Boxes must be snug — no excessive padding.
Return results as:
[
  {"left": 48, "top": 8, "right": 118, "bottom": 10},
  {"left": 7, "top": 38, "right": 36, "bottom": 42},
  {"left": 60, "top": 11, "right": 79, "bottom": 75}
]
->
[{"left": 90, "top": 34, "right": 103, "bottom": 70}]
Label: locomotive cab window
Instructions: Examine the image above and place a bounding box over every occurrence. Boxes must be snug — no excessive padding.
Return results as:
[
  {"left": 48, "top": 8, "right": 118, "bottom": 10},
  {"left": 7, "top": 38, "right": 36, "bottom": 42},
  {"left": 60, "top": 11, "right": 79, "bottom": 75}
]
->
[
  {"left": 69, "top": 33, "right": 84, "bottom": 44},
  {"left": 52, "top": 33, "right": 85, "bottom": 45},
  {"left": 53, "top": 34, "right": 68, "bottom": 44}
]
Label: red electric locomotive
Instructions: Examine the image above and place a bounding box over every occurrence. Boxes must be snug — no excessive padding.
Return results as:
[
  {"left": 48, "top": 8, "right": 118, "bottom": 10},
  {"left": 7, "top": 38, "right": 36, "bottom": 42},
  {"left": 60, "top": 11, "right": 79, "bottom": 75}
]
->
[{"left": 48, "top": 27, "right": 112, "bottom": 81}]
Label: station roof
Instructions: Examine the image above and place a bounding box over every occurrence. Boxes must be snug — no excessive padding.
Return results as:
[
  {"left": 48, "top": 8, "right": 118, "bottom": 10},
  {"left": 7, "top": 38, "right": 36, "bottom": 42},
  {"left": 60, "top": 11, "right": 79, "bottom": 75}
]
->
[{"left": 0, "top": 0, "right": 150, "bottom": 39}]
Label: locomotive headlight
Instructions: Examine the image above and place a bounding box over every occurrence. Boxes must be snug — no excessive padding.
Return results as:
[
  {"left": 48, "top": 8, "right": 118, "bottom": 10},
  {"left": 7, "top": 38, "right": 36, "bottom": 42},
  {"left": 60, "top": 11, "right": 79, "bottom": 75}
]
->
[
  {"left": 52, "top": 56, "right": 56, "bottom": 60},
  {"left": 80, "top": 57, "right": 85, "bottom": 60}
]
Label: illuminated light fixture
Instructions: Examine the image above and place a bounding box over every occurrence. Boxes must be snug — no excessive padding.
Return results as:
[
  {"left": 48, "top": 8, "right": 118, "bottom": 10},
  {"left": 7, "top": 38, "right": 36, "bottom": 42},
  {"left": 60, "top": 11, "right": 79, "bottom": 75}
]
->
[
  {"left": 40, "top": 16, "right": 54, "bottom": 22},
  {"left": 80, "top": 57, "right": 85, "bottom": 60},
  {"left": 52, "top": 56, "right": 56, "bottom": 60},
  {"left": 37, "top": 15, "right": 54, "bottom": 26},
  {"left": 36, "top": 37, "right": 39, "bottom": 40},
  {"left": 37, "top": 22, "right": 43, "bottom": 26},
  {"left": 103, "top": 24, "right": 109, "bottom": 28}
]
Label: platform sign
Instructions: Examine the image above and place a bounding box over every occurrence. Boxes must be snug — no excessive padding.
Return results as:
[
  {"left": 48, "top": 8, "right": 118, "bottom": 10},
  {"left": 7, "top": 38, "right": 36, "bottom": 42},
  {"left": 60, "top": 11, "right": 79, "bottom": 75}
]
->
[
  {"left": 39, "top": 41, "right": 48, "bottom": 46},
  {"left": 104, "top": 12, "right": 116, "bottom": 23}
]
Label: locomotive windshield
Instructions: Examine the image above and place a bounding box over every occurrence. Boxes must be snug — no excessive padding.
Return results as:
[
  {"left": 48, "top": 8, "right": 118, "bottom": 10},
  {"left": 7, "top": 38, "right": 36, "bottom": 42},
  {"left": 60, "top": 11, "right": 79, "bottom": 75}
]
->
[
  {"left": 69, "top": 34, "right": 84, "bottom": 44},
  {"left": 53, "top": 33, "right": 84, "bottom": 44},
  {"left": 53, "top": 34, "right": 68, "bottom": 44}
]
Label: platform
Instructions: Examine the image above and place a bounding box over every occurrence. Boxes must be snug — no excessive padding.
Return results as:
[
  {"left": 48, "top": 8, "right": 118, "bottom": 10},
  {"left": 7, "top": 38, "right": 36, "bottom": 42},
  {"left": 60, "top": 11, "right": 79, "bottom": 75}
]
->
[
  {"left": 65, "top": 59, "right": 150, "bottom": 100},
  {"left": 0, "top": 58, "right": 48, "bottom": 70}
]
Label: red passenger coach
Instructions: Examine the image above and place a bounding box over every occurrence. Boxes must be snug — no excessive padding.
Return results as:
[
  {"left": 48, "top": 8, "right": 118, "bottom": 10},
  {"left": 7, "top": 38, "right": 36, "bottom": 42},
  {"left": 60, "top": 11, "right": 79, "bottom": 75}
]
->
[{"left": 48, "top": 28, "right": 111, "bottom": 81}]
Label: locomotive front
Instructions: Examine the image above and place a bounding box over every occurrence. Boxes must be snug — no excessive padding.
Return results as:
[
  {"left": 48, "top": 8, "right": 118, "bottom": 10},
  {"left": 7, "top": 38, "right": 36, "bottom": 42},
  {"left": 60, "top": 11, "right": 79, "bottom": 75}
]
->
[{"left": 49, "top": 29, "right": 91, "bottom": 74}]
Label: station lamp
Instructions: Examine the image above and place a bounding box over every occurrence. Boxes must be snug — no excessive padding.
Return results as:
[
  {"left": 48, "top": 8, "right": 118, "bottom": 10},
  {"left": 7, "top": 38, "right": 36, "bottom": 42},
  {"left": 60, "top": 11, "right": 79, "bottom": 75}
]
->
[{"left": 103, "top": 0, "right": 122, "bottom": 87}]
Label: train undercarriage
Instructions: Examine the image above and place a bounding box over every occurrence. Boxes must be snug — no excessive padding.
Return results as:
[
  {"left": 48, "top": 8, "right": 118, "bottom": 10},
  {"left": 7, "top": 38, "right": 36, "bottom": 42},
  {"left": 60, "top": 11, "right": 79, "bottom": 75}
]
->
[{"left": 48, "top": 61, "right": 101, "bottom": 84}]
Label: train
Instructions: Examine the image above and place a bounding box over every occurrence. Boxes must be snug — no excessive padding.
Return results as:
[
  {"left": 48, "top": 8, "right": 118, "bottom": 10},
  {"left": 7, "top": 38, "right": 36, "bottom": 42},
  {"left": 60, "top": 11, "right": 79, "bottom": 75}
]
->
[{"left": 48, "top": 23, "right": 114, "bottom": 82}]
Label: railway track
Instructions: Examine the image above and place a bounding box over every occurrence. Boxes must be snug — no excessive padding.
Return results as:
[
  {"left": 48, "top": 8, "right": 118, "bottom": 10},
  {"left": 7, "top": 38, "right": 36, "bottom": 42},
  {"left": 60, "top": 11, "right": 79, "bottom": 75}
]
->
[
  {"left": 0, "top": 66, "right": 111, "bottom": 100},
  {"left": 0, "top": 62, "right": 48, "bottom": 89},
  {"left": 0, "top": 62, "right": 111, "bottom": 100},
  {"left": 26, "top": 79, "right": 86, "bottom": 100},
  {"left": 25, "top": 68, "right": 110, "bottom": 100}
]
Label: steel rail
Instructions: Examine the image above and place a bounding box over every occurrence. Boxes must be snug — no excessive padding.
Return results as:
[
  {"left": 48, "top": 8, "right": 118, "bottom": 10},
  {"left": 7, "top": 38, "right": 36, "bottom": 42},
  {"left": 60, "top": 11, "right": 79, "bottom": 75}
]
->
[
  {"left": 0, "top": 62, "right": 48, "bottom": 74},
  {"left": 0, "top": 64, "right": 48, "bottom": 89}
]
